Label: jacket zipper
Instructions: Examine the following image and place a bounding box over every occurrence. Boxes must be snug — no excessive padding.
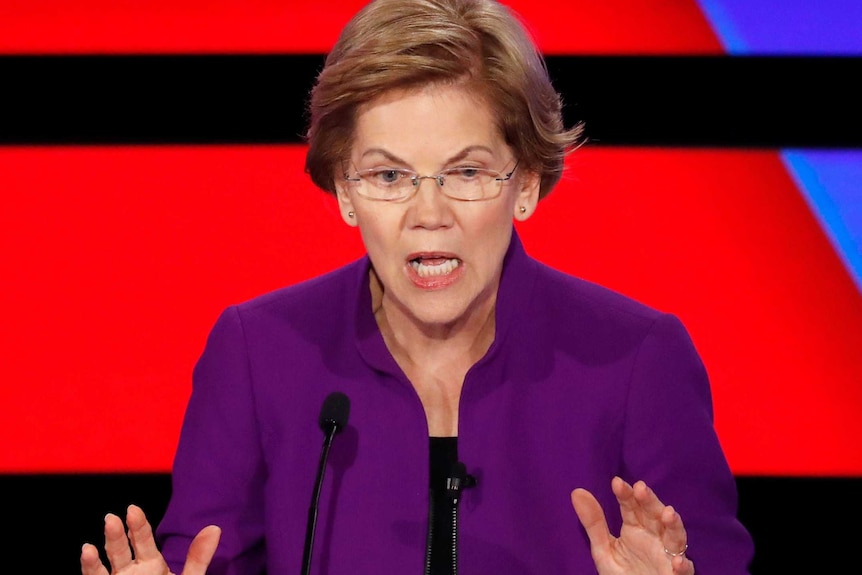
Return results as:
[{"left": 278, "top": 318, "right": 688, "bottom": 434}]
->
[
  {"left": 448, "top": 479, "right": 461, "bottom": 575},
  {"left": 446, "top": 462, "right": 468, "bottom": 575},
  {"left": 425, "top": 462, "right": 469, "bottom": 575}
]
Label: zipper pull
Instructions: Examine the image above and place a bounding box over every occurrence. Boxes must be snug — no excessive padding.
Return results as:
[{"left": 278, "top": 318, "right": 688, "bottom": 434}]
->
[{"left": 447, "top": 461, "right": 469, "bottom": 504}]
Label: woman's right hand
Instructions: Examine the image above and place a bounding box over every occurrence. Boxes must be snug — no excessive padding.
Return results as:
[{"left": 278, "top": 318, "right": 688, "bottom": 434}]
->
[{"left": 80, "top": 504, "right": 220, "bottom": 575}]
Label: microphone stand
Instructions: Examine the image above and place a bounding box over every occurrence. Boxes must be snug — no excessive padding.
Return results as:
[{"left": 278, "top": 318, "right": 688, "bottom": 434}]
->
[{"left": 301, "top": 420, "right": 339, "bottom": 575}]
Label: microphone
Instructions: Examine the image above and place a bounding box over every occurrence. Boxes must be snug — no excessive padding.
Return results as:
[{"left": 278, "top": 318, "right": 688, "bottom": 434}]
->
[{"left": 301, "top": 391, "right": 351, "bottom": 575}]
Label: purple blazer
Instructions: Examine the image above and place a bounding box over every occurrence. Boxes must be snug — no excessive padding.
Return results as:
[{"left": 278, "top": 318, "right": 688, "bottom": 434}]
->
[{"left": 156, "top": 232, "right": 754, "bottom": 574}]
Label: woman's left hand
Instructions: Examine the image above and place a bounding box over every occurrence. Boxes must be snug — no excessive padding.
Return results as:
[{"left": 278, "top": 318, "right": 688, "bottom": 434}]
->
[{"left": 571, "top": 476, "right": 695, "bottom": 575}]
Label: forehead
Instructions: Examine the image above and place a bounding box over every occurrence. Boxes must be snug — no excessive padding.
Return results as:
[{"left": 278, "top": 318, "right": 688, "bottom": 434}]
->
[{"left": 351, "top": 83, "right": 506, "bottom": 162}]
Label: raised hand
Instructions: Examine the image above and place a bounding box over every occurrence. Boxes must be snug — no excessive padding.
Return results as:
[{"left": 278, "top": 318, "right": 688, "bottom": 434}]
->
[
  {"left": 571, "top": 476, "right": 695, "bottom": 575},
  {"left": 80, "top": 504, "right": 220, "bottom": 575}
]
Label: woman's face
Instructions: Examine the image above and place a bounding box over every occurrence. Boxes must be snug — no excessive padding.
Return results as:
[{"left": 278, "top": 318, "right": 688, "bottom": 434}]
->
[{"left": 335, "top": 83, "right": 539, "bottom": 330}]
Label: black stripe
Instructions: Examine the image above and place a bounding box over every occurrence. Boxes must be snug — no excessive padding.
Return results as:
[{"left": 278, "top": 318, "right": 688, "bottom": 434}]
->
[
  {"left": 547, "top": 55, "right": 862, "bottom": 148},
  {"left": 0, "top": 55, "right": 323, "bottom": 145},
  {"left": 735, "top": 475, "right": 860, "bottom": 572},
  {"left": 3, "top": 473, "right": 859, "bottom": 572},
  {"left": 5, "top": 473, "right": 172, "bottom": 572},
  {"left": 1, "top": 55, "right": 860, "bottom": 147}
]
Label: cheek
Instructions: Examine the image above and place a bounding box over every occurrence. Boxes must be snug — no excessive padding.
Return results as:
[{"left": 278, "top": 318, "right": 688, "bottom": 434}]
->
[
  {"left": 465, "top": 208, "right": 514, "bottom": 253},
  {"left": 356, "top": 214, "right": 398, "bottom": 256},
  {"left": 482, "top": 203, "right": 516, "bottom": 230}
]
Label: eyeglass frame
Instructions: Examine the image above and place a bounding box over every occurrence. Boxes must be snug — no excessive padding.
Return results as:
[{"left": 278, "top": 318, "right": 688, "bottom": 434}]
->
[{"left": 342, "top": 159, "right": 520, "bottom": 202}]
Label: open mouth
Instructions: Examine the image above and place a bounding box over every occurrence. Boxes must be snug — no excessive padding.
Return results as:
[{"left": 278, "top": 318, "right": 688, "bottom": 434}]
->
[{"left": 409, "top": 256, "right": 461, "bottom": 278}]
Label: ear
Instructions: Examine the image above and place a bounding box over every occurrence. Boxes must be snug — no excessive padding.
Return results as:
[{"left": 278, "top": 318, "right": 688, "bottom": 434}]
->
[
  {"left": 512, "top": 168, "right": 541, "bottom": 221},
  {"left": 334, "top": 179, "right": 359, "bottom": 227}
]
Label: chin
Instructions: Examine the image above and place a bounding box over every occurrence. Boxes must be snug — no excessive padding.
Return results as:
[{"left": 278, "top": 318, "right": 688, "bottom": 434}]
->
[
  {"left": 407, "top": 295, "right": 478, "bottom": 327},
  {"left": 408, "top": 303, "right": 460, "bottom": 324}
]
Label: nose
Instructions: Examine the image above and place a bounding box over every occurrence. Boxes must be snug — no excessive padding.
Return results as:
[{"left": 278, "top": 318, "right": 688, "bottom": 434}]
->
[{"left": 409, "top": 176, "right": 453, "bottom": 229}]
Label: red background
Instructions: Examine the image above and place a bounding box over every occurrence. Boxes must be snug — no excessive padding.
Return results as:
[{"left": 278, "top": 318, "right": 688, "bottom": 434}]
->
[
  {"left": 0, "top": 0, "right": 721, "bottom": 55},
  {"left": 2, "top": 1, "right": 860, "bottom": 476},
  {"left": 4, "top": 146, "right": 860, "bottom": 475}
]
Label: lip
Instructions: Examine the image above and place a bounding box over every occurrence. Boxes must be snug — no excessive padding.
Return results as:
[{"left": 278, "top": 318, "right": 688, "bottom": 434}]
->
[{"left": 405, "top": 252, "right": 463, "bottom": 290}]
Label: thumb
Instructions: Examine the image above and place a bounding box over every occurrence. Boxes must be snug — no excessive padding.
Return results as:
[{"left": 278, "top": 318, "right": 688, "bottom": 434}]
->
[
  {"left": 180, "top": 525, "right": 221, "bottom": 575},
  {"left": 571, "top": 488, "right": 612, "bottom": 552}
]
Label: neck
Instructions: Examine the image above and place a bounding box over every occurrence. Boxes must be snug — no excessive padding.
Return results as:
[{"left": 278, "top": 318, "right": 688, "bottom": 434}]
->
[{"left": 369, "top": 269, "right": 496, "bottom": 372}]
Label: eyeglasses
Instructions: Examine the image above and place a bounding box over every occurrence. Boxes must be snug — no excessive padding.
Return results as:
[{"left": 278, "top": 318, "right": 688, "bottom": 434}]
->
[{"left": 343, "top": 160, "right": 519, "bottom": 202}]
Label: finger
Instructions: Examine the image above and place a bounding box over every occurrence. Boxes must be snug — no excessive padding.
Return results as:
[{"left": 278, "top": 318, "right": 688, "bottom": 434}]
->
[
  {"left": 630, "top": 480, "right": 665, "bottom": 533},
  {"left": 125, "top": 504, "right": 164, "bottom": 563},
  {"left": 671, "top": 553, "right": 696, "bottom": 575},
  {"left": 610, "top": 475, "right": 641, "bottom": 527},
  {"left": 103, "top": 512, "right": 134, "bottom": 571},
  {"left": 181, "top": 525, "right": 222, "bottom": 575},
  {"left": 662, "top": 504, "right": 689, "bottom": 563},
  {"left": 631, "top": 482, "right": 688, "bottom": 557},
  {"left": 633, "top": 480, "right": 670, "bottom": 518},
  {"left": 570, "top": 488, "right": 613, "bottom": 554},
  {"left": 80, "top": 542, "right": 109, "bottom": 575}
]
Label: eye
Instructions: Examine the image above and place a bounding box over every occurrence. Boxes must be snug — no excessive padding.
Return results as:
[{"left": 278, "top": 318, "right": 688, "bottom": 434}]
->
[
  {"left": 367, "top": 168, "right": 410, "bottom": 186},
  {"left": 445, "top": 167, "right": 490, "bottom": 181}
]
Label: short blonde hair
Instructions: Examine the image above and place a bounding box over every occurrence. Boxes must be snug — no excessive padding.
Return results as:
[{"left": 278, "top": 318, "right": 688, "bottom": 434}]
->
[{"left": 304, "top": 0, "right": 584, "bottom": 199}]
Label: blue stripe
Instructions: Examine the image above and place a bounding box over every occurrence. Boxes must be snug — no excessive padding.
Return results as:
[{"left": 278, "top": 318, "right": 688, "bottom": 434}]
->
[
  {"left": 694, "top": 0, "right": 747, "bottom": 53},
  {"left": 695, "top": 0, "right": 862, "bottom": 55},
  {"left": 782, "top": 150, "right": 862, "bottom": 294}
]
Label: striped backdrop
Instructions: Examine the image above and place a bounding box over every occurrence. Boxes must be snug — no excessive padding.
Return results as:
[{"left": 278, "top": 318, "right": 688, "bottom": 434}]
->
[{"left": 2, "top": 1, "right": 860, "bottom": 572}]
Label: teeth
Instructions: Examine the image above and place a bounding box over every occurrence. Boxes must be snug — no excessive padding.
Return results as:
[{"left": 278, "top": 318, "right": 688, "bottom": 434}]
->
[{"left": 410, "top": 258, "right": 460, "bottom": 277}]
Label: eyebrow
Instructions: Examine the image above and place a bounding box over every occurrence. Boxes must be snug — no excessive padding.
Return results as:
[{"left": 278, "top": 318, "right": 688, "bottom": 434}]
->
[{"left": 357, "top": 145, "right": 497, "bottom": 167}]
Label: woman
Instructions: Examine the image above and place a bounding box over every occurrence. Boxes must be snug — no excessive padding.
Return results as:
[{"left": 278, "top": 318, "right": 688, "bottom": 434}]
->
[{"left": 80, "top": 1, "right": 754, "bottom": 574}]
